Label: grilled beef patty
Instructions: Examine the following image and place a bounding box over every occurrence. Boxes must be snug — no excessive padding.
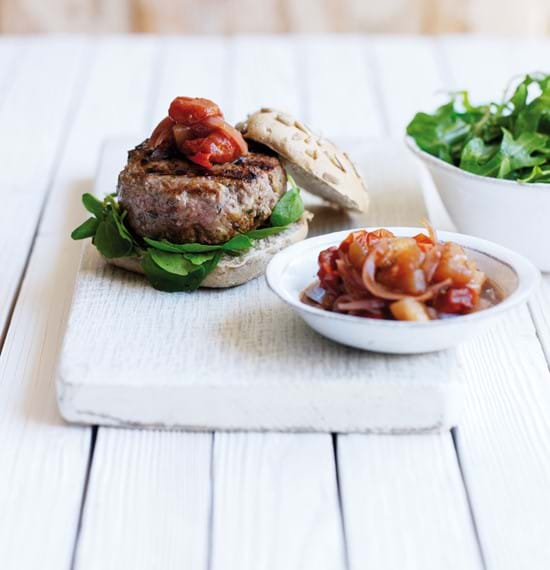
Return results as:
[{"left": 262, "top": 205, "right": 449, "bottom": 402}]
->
[{"left": 117, "top": 142, "right": 287, "bottom": 244}]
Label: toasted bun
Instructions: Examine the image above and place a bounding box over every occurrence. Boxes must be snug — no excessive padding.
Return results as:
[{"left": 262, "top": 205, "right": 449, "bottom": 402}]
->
[
  {"left": 105, "top": 214, "right": 311, "bottom": 289},
  {"left": 237, "top": 109, "right": 369, "bottom": 213}
]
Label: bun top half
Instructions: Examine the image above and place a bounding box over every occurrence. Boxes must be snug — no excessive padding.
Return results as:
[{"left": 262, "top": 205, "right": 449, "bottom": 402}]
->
[{"left": 237, "top": 108, "right": 369, "bottom": 213}]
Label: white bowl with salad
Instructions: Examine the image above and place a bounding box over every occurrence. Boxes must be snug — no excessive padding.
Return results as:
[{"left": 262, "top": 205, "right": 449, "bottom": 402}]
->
[{"left": 406, "top": 73, "right": 550, "bottom": 271}]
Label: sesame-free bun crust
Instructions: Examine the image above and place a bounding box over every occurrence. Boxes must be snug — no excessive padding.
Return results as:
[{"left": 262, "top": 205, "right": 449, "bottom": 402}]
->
[
  {"left": 105, "top": 214, "right": 311, "bottom": 289},
  {"left": 237, "top": 109, "right": 369, "bottom": 213}
]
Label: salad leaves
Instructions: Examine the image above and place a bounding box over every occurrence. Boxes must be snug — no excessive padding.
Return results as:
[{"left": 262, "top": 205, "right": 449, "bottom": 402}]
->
[
  {"left": 71, "top": 176, "right": 305, "bottom": 292},
  {"left": 407, "top": 73, "right": 550, "bottom": 182}
]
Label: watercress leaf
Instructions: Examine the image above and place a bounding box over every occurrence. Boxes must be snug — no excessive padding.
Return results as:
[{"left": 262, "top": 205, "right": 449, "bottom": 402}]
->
[
  {"left": 143, "top": 237, "right": 222, "bottom": 253},
  {"left": 71, "top": 217, "right": 99, "bottom": 240},
  {"left": 221, "top": 234, "right": 254, "bottom": 252},
  {"left": 82, "top": 193, "right": 104, "bottom": 218},
  {"left": 142, "top": 252, "right": 204, "bottom": 292},
  {"left": 182, "top": 252, "right": 217, "bottom": 265},
  {"left": 149, "top": 249, "right": 197, "bottom": 275},
  {"left": 142, "top": 250, "right": 221, "bottom": 292},
  {"left": 270, "top": 186, "right": 305, "bottom": 227},
  {"left": 111, "top": 208, "right": 135, "bottom": 244},
  {"left": 245, "top": 226, "right": 288, "bottom": 239},
  {"left": 94, "top": 212, "right": 134, "bottom": 258}
]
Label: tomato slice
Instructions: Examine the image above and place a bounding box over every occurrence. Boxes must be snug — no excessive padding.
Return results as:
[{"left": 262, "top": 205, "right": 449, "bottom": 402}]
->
[
  {"left": 180, "top": 131, "right": 246, "bottom": 169},
  {"left": 168, "top": 97, "right": 222, "bottom": 125}
]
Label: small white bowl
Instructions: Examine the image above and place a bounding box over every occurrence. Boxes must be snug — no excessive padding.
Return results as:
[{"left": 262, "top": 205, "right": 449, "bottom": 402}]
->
[
  {"left": 266, "top": 228, "right": 539, "bottom": 354},
  {"left": 405, "top": 137, "right": 550, "bottom": 272}
]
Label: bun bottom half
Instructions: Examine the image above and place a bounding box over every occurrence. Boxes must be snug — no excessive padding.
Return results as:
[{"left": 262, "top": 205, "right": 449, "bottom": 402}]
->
[{"left": 105, "top": 214, "right": 310, "bottom": 289}]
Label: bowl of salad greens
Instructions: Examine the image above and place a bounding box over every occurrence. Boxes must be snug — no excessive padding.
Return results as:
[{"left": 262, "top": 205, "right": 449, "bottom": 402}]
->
[{"left": 406, "top": 73, "right": 550, "bottom": 271}]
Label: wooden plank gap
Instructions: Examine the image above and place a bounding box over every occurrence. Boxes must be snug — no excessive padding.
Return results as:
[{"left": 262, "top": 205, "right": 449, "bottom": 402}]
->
[
  {"left": 450, "top": 427, "right": 489, "bottom": 570},
  {"left": 527, "top": 301, "right": 550, "bottom": 373},
  {"left": 205, "top": 432, "right": 216, "bottom": 570},
  {"left": 69, "top": 426, "right": 99, "bottom": 570},
  {"left": 332, "top": 434, "right": 352, "bottom": 570}
]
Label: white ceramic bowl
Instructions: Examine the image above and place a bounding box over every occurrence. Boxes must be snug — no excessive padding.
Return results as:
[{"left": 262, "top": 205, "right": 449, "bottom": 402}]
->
[
  {"left": 266, "top": 228, "right": 539, "bottom": 354},
  {"left": 406, "top": 137, "right": 550, "bottom": 272}
]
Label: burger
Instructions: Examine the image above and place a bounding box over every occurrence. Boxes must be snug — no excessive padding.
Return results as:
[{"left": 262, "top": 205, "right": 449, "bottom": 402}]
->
[{"left": 71, "top": 97, "right": 369, "bottom": 292}]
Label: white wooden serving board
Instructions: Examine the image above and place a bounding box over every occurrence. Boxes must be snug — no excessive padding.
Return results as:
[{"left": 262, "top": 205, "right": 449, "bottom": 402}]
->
[{"left": 57, "top": 138, "right": 464, "bottom": 433}]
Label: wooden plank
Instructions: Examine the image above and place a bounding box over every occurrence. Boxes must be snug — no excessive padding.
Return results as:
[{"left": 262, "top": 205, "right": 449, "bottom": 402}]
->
[
  {"left": 371, "top": 36, "right": 446, "bottom": 137},
  {"left": 338, "top": 434, "right": 482, "bottom": 570},
  {"left": 185, "top": 36, "right": 344, "bottom": 570},
  {"left": 0, "top": 235, "right": 90, "bottom": 570},
  {"left": 150, "top": 36, "right": 227, "bottom": 123},
  {"left": 335, "top": 35, "right": 483, "bottom": 570},
  {"left": 495, "top": 38, "right": 550, "bottom": 364},
  {"left": 530, "top": 277, "right": 550, "bottom": 363},
  {"left": 40, "top": 36, "right": 158, "bottom": 235},
  {"left": 210, "top": 433, "right": 346, "bottom": 570},
  {"left": 0, "top": 37, "right": 86, "bottom": 343},
  {"left": 229, "top": 35, "right": 301, "bottom": 121},
  {"left": 75, "top": 429, "right": 212, "bottom": 570},
  {"left": 299, "top": 35, "right": 385, "bottom": 138},
  {"left": 72, "top": 38, "right": 224, "bottom": 570},
  {"left": 438, "top": 36, "right": 550, "bottom": 570},
  {"left": 455, "top": 307, "right": 550, "bottom": 570},
  {"left": 0, "top": 37, "right": 157, "bottom": 570},
  {"left": 0, "top": 38, "right": 23, "bottom": 105}
]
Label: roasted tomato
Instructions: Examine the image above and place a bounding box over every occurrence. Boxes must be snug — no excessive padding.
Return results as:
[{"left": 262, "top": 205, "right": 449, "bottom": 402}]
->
[
  {"left": 178, "top": 131, "right": 245, "bottom": 169},
  {"left": 318, "top": 247, "right": 341, "bottom": 293},
  {"left": 434, "top": 287, "right": 477, "bottom": 314},
  {"left": 150, "top": 97, "right": 247, "bottom": 169},
  {"left": 168, "top": 97, "right": 222, "bottom": 125}
]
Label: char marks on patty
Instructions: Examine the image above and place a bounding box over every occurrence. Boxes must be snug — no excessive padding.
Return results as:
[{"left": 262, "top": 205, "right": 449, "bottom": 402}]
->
[{"left": 117, "top": 142, "right": 287, "bottom": 244}]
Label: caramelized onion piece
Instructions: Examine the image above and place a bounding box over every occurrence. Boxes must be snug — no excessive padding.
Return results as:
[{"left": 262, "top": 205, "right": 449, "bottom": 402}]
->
[
  {"left": 362, "top": 245, "right": 452, "bottom": 302},
  {"left": 361, "top": 245, "right": 413, "bottom": 301},
  {"left": 149, "top": 116, "right": 175, "bottom": 148},
  {"left": 422, "top": 243, "right": 444, "bottom": 283},
  {"left": 424, "top": 219, "right": 438, "bottom": 244}
]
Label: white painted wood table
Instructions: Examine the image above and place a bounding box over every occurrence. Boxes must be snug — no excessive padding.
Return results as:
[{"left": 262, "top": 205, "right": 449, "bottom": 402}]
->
[{"left": 1, "top": 34, "right": 550, "bottom": 570}]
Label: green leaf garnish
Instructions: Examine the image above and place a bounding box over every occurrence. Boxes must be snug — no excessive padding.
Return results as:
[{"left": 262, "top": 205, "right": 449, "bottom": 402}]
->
[
  {"left": 93, "top": 211, "right": 134, "bottom": 259},
  {"left": 71, "top": 183, "right": 304, "bottom": 292},
  {"left": 407, "top": 72, "right": 550, "bottom": 182},
  {"left": 148, "top": 249, "right": 198, "bottom": 276},
  {"left": 222, "top": 234, "right": 253, "bottom": 252},
  {"left": 270, "top": 176, "right": 305, "bottom": 226},
  {"left": 71, "top": 217, "right": 99, "bottom": 240},
  {"left": 142, "top": 250, "right": 221, "bottom": 292},
  {"left": 143, "top": 237, "right": 221, "bottom": 253},
  {"left": 82, "top": 193, "right": 105, "bottom": 218},
  {"left": 245, "top": 226, "right": 288, "bottom": 239}
]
